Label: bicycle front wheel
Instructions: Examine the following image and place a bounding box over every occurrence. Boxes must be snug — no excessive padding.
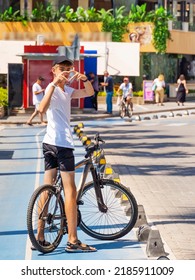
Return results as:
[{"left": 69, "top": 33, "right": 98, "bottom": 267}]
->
[
  {"left": 27, "top": 184, "right": 65, "bottom": 253},
  {"left": 79, "top": 179, "right": 138, "bottom": 240},
  {"left": 127, "top": 103, "right": 133, "bottom": 118},
  {"left": 119, "top": 103, "right": 125, "bottom": 118}
]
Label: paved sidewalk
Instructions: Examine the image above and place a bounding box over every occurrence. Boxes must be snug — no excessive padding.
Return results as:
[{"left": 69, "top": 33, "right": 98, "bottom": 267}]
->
[{"left": 1, "top": 100, "right": 195, "bottom": 125}]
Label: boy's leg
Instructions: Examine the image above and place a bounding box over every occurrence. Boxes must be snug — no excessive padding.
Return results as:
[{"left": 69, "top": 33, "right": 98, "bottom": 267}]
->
[
  {"left": 27, "top": 109, "right": 38, "bottom": 124},
  {"left": 60, "top": 170, "right": 96, "bottom": 252},
  {"left": 60, "top": 171, "right": 78, "bottom": 244}
]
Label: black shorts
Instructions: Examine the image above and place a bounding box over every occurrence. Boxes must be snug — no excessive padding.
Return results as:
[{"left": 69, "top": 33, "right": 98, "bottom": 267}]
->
[
  {"left": 124, "top": 96, "right": 132, "bottom": 102},
  {"left": 43, "top": 143, "right": 75, "bottom": 172}
]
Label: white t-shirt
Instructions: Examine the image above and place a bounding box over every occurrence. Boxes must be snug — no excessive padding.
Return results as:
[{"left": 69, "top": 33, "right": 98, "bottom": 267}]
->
[
  {"left": 43, "top": 83, "right": 75, "bottom": 149},
  {"left": 119, "top": 82, "right": 133, "bottom": 98},
  {"left": 32, "top": 82, "right": 44, "bottom": 105},
  {"left": 153, "top": 78, "right": 165, "bottom": 90}
]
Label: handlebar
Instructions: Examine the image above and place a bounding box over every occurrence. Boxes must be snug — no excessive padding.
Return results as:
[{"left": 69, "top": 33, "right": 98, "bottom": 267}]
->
[
  {"left": 84, "top": 133, "right": 105, "bottom": 158},
  {"left": 94, "top": 133, "right": 105, "bottom": 145}
]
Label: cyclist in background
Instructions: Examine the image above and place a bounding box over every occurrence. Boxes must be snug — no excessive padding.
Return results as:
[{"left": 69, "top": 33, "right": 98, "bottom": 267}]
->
[{"left": 117, "top": 77, "right": 133, "bottom": 111}]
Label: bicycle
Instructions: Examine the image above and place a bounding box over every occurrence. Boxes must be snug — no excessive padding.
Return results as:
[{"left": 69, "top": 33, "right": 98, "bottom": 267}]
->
[
  {"left": 119, "top": 98, "right": 133, "bottom": 118},
  {"left": 27, "top": 133, "right": 138, "bottom": 253}
]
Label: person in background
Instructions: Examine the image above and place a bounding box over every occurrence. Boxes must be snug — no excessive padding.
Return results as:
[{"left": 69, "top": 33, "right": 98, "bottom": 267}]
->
[
  {"left": 176, "top": 74, "right": 188, "bottom": 106},
  {"left": 26, "top": 76, "right": 46, "bottom": 125},
  {"left": 100, "top": 71, "right": 114, "bottom": 114},
  {"left": 116, "top": 77, "right": 133, "bottom": 111},
  {"left": 88, "top": 72, "right": 99, "bottom": 112},
  {"left": 36, "top": 56, "right": 96, "bottom": 253},
  {"left": 152, "top": 74, "right": 166, "bottom": 106}
]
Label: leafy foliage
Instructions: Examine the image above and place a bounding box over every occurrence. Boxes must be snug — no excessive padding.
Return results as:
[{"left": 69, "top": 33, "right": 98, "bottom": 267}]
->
[
  {"left": 0, "top": 3, "right": 173, "bottom": 53},
  {"left": 100, "top": 6, "right": 129, "bottom": 42},
  {"left": 128, "top": 3, "right": 150, "bottom": 22},
  {"left": 30, "top": 2, "right": 56, "bottom": 22},
  {"left": 0, "top": 6, "right": 28, "bottom": 25},
  {"left": 0, "top": 87, "right": 8, "bottom": 107},
  {"left": 148, "top": 7, "right": 173, "bottom": 54}
]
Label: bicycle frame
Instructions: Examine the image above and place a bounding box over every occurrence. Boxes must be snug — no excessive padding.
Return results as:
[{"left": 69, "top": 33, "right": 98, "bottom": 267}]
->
[
  {"left": 76, "top": 157, "right": 108, "bottom": 213},
  {"left": 54, "top": 155, "right": 108, "bottom": 213},
  {"left": 27, "top": 132, "right": 138, "bottom": 252}
]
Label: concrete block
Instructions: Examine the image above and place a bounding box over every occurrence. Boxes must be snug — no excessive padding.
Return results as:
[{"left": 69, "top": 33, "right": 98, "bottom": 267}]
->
[
  {"left": 157, "top": 256, "right": 170, "bottom": 260},
  {"left": 135, "top": 115, "right": 141, "bottom": 121},
  {"left": 169, "top": 111, "right": 174, "bottom": 117},
  {"left": 136, "top": 224, "right": 151, "bottom": 242},
  {"left": 184, "top": 110, "right": 189, "bottom": 115},
  {"left": 135, "top": 205, "right": 148, "bottom": 227},
  {"left": 143, "top": 116, "right": 151, "bottom": 120},
  {"left": 146, "top": 229, "right": 166, "bottom": 258}
]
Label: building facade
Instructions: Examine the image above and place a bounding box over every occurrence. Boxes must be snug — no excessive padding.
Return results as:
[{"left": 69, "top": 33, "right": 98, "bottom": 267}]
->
[{"left": 1, "top": 0, "right": 195, "bottom": 95}]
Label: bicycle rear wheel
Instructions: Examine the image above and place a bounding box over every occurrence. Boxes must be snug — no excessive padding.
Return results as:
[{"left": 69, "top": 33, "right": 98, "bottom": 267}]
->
[
  {"left": 79, "top": 179, "right": 138, "bottom": 240},
  {"left": 27, "top": 184, "right": 65, "bottom": 253}
]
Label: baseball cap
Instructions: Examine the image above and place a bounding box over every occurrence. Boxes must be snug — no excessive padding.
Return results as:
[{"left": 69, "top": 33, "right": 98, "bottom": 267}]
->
[
  {"left": 38, "top": 76, "right": 45, "bottom": 81},
  {"left": 52, "top": 56, "right": 74, "bottom": 66}
]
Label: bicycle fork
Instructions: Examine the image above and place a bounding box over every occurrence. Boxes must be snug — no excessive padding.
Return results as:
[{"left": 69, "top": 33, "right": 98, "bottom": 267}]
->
[
  {"left": 76, "top": 162, "right": 108, "bottom": 213},
  {"left": 91, "top": 166, "right": 108, "bottom": 213}
]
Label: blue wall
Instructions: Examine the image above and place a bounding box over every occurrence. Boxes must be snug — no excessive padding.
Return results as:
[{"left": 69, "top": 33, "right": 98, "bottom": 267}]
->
[{"left": 84, "top": 50, "right": 97, "bottom": 108}]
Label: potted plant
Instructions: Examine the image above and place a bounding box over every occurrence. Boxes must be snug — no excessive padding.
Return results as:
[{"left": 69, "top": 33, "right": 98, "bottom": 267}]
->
[{"left": 0, "top": 87, "right": 8, "bottom": 118}]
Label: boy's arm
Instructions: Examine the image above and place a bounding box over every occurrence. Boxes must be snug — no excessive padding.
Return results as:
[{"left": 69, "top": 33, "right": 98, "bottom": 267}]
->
[
  {"left": 34, "top": 88, "right": 44, "bottom": 95},
  {"left": 72, "top": 80, "right": 94, "bottom": 98},
  {"left": 39, "top": 85, "right": 55, "bottom": 114}
]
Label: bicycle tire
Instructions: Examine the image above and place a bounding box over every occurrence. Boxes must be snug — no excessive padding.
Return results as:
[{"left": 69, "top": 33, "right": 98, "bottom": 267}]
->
[
  {"left": 27, "top": 184, "right": 65, "bottom": 253},
  {"left": 127, "top": 103, "right": 133, "bottom": 118},
  {"left": 79, "top": 179, "right": 138, "bottom": 240},
  {"left": 119, "top": 103, "right": 125, "bottom": 119}
]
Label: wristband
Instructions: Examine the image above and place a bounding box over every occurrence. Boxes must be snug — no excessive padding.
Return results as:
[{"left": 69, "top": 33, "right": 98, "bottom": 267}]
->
[
  {"left": 51, "top": 82, "right": 57, "bottom": 88},
  {"left": 82, "top": 78, "right": 88, "bottom": 83}
]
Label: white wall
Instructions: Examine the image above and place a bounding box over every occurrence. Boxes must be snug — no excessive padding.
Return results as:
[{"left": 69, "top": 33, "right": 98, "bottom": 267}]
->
[
  {"left": 81, "top": 41, "right": 140, "bottom": 76},
  {"left": 0, "top": 40, "right": 140, "bottom": 76},
  {"left": 0, "top": 40, "right": 35, "bottom": 74}
]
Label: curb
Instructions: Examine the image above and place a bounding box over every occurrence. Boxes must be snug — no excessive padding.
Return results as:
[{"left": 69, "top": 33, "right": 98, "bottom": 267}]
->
[{"left": 1, "top": 106, "right": 195, "bottom": 125}]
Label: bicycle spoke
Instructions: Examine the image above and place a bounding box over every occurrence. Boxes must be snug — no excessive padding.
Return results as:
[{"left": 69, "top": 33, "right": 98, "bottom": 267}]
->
[
  {"left": 27, "top": 185, "right": 65, "bottom": 253},
  {"left": 79, "top": 180, "right": 138, "bottom": 240}
]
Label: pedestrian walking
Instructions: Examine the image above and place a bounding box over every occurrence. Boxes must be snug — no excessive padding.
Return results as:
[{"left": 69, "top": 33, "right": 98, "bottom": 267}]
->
[
  {"left": 26, "top": 76, "right": 46, "bottom": 125},
  {"left": 88, "top": 72, "right": 99, "bottom": 112},
  {"left": 37, "top": 56, "right": 96, "bottom": 253},
  {"left": 152, "top": 74, "right": 166, "bottom": 106},
  {"left": 176, "top": 74, "right": 188, "bottom": 106},
  {"left": 100, "top": 71, "right": 114, "bottom": 114}
]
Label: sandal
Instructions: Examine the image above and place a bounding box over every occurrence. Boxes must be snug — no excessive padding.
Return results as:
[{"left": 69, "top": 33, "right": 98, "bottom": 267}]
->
[
  {"left": 26, "top": 122, "right": 33, "bottom": 126},
  {"left": 31, "top": 240, "right": 51, "bottom": 251},
  {"left": 65, "top": 240, "right": 97, "bottom": 253}
]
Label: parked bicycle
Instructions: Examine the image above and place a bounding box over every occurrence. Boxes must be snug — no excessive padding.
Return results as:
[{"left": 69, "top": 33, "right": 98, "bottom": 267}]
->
[
  {"left": 119, "top": 98, "right": 133, "bottom": 118},
  {"left": 27, "top": 133, "right": 138, "bottom": 253}
]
